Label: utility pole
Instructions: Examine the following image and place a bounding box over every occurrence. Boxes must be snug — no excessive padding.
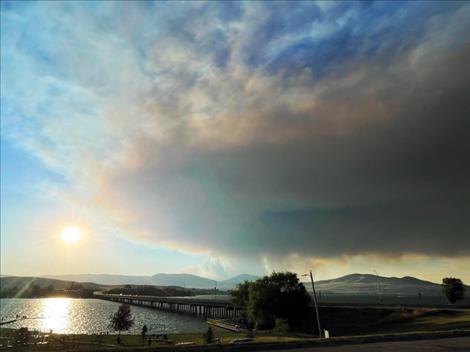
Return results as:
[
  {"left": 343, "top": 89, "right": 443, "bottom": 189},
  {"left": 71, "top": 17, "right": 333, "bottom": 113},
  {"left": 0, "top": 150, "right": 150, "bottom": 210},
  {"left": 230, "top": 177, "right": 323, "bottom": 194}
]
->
[
  {"left": 373, "top": 270, "right": 382, "bottom": 303},
  {"left": 308, "top": 270, "right": 322, "bottom": 338}
]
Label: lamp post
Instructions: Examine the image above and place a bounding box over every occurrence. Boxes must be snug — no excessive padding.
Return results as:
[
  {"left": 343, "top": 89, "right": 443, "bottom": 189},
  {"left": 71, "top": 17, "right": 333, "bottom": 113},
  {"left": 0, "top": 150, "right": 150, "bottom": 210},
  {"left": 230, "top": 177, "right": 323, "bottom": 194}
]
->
[
  {"left": 214, "top": 281, "right": 217, "bottom": 300},
  {"left": 303, "top": 270, "right": 322, "bottom": 338}
]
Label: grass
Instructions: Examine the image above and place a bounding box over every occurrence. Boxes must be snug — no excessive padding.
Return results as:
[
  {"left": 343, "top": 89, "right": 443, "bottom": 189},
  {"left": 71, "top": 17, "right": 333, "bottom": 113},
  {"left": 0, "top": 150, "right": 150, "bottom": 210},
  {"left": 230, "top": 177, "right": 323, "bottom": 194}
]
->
[
  {"left": 317, "top": 306, "right": 470, "bottom": 336},
  {"left": 381, "top": 309, "right": 470, "bottom": 332},
  {"left": 0, "top": 326, "right": 303, "bottom": 350},
  {"left": 1, "top": 308, "right": 469, "bottom": 350}
]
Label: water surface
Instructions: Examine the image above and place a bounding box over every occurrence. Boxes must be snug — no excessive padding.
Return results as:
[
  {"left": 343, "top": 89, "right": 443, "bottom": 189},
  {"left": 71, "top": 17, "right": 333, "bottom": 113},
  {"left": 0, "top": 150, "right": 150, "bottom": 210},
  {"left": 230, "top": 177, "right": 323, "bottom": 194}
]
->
[{"left": 0, "top": 298, "right": 207, "bottom": 334}]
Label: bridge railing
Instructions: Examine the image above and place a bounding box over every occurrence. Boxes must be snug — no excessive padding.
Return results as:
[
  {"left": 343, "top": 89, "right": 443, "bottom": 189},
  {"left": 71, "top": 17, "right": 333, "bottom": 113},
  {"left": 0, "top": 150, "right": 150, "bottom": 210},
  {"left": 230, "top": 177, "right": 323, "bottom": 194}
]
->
[{"left": 96, "top": 293, "right": 244, "bottom": 319}]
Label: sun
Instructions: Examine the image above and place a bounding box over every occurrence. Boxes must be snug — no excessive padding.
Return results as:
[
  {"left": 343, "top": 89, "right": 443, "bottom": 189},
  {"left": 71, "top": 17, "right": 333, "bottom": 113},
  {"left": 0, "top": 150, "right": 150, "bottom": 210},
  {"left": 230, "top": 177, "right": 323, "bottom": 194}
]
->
[{"left": 61, "top": 226, "right": 81, "bottom": 244}]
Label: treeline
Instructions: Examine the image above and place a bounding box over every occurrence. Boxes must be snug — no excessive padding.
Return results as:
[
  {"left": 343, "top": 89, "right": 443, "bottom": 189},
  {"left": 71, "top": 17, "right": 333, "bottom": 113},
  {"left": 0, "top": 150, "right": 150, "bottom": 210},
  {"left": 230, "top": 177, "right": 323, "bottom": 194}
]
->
[
  {"left": 1, "top": 282, "right": 94, "bottom": 298},
  {"left": 103, "top": 285, "right": 221, "bottom": 297}
]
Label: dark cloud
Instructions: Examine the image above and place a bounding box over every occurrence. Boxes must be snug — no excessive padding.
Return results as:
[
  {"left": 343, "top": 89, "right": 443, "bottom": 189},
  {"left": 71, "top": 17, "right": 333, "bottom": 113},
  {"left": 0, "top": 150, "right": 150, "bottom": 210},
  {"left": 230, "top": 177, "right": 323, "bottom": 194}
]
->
[
  {"left": 196, "top": 45, "right": 470, "bottom": 257},
  {"left": 3, "top": 0, "right": 469, "bottom": 263},
  {"left": 104, "top": 41, "right": 470, "bottom": 260},
  {"left": 103, "top": 2, "right": 470, "bottom": 260}
]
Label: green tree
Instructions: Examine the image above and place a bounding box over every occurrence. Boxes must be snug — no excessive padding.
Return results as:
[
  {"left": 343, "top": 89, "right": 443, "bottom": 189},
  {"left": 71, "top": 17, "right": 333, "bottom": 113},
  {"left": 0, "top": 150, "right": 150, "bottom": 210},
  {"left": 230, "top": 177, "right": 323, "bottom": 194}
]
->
[
  {"left": 202, "top": 326, "right": 214, "bottom": 344},
  {"left": 141, "top": 324, "right": 148, "bottom": 340},
  {"left": 231, "top": 281, "right": 250, "bottom": 307},
  {"left": 109, "top": 304, "right": 134, "bottom": 344},
  {"left": 442, "top": 277, "right": 465, "bottom": 304},
  {"left": 231, "top": 272, "right": 311, "bottom": 329},
  {"left": 230, "top": 280, "right": 251, "bottom": 322},
  {"left": 272, "top": 318, "right": 289, "bottom": 341}
]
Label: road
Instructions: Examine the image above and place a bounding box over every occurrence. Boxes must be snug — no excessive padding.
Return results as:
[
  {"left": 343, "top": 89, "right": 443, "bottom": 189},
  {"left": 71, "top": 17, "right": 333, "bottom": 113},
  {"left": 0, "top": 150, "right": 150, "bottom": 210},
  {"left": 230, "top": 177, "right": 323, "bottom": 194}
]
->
[{"left": 263, "top": 337, "right": 470, "bottom": 352}]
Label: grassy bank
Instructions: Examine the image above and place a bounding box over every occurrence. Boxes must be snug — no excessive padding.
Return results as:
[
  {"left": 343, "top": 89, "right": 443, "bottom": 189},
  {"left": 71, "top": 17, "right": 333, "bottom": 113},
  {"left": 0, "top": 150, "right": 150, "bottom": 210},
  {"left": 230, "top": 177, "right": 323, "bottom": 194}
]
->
[
  {"left": 315, "top": 306, "right": 470, "bottom": 336},
  {"left": 1, "top": 308, "right": 469, "bottom": 350},
  {"left": 0, "top": 326, "right": 302, "bottom": 350}
]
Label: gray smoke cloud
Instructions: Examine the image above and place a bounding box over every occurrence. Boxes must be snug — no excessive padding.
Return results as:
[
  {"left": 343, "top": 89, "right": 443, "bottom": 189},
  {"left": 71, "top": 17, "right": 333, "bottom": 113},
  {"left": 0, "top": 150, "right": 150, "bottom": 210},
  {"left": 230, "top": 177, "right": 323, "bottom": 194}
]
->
[
  {"left": 2, "top": 2, "right": 469, "bottom": 265},
  {"left": 109, "top": 42, "right": 470, "bottom": 260}
]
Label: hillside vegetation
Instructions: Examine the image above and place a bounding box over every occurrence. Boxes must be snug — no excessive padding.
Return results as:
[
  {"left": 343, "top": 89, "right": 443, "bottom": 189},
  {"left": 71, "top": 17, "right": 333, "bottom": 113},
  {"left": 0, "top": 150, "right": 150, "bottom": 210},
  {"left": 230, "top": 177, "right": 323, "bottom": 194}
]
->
[
  {"left": 311, "top": 273, "right": 469, "bottom": 296},
  {"left": 0, "top": 276, "right": 220, "bottom": 298}
]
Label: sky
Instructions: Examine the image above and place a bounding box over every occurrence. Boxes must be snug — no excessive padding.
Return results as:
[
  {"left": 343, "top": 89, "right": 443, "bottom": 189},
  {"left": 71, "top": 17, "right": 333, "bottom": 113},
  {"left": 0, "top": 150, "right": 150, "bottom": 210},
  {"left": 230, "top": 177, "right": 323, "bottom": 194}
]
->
[{"left": 1, "top": 1, "right": 469, "bottom": 283}]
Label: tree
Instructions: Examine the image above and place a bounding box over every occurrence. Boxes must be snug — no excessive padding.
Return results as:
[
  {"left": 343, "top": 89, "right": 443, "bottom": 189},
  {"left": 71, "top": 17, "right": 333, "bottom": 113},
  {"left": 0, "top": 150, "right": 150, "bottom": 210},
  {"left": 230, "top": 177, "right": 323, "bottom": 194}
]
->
[
  {"left": 109, "top": 304, "right": 134, "bottom": 344},
  {"left": 202, "top": 326, "right": 214, "bottom": 344},
  {"left": 231, "top": 272, "right": 311, "bottom": 329},
  {"left": 230, "top": 280, "right": 251, "bottom": 323},
  {"left": 272, "top": 318, "right": 289, "bottom": 341},
  {"left": 141, "top": 324, "right": 148, "bottom": 340},
  {"left": 442, "top": 277, "right": 465, "bottom": 304},
  {"left": 231, "top": 281, "right": 250, "bottom": 308},
  {"left": 15, "top": 327, "right": 30, "bottom": 346}
]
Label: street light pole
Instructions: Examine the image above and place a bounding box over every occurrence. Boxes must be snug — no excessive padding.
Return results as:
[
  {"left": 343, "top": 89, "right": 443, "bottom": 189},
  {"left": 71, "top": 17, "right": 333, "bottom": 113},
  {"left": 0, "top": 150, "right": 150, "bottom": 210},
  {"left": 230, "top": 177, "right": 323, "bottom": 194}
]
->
[{"left": 305, "top": 270, "right": 322, "bottom": 338}]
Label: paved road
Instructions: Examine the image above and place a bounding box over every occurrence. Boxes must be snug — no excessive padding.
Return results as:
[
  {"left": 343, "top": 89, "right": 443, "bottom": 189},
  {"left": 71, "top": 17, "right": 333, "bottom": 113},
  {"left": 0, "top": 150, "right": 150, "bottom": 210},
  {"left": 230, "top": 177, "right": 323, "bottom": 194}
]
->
[{"left": 261, "top": 337, "right": 470, "bottom": 352}]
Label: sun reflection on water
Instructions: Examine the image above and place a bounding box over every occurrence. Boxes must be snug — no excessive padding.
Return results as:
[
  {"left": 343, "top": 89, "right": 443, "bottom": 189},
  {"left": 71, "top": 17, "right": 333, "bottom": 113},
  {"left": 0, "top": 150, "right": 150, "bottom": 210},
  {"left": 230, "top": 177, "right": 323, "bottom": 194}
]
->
[
  {"left": 41, "top": 298, "right": 71, "bottom": 334},
  {"left": 0, "top": 298, "right": 207, "bottom": 334}
]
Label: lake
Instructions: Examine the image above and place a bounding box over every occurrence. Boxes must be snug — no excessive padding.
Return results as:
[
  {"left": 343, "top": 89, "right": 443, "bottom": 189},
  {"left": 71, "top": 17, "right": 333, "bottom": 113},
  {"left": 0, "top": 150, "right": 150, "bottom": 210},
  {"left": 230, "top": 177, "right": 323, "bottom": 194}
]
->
[{"left": 0, "top": 298, "right": 208, "bottom": 334}]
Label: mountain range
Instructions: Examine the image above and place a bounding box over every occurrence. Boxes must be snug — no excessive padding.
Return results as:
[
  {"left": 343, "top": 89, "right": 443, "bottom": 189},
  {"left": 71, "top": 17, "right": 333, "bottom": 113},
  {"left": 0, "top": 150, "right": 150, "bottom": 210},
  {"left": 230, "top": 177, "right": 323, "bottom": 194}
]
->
[
  {"left": 43, "top": 273, "right": 259, "bottom": 290},
  {"left": 2, "top": 272, "right": 466, "bottom": 296}
]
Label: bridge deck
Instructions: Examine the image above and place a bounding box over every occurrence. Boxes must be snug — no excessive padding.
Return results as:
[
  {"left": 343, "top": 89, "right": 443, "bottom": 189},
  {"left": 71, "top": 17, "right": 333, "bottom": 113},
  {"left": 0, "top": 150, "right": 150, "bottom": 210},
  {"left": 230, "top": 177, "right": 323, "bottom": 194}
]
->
[
  {"left": 96, "top": 293, "right": 232, "bottom": 306},
  {"left": 95, "top": 293, "right": 241, "bottom": 319}
]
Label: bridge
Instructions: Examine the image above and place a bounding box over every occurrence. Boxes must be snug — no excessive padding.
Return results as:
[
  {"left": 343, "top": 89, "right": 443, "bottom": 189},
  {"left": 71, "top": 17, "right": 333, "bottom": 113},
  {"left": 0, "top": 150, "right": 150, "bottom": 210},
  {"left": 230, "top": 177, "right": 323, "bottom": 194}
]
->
[{"left": 96, "top": 293, "right": 243, "bottom": 319}]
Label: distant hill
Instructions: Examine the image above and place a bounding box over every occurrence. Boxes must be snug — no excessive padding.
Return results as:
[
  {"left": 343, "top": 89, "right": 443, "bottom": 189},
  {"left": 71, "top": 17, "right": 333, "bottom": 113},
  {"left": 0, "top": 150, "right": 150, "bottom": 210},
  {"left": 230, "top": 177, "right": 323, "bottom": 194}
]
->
[
  {"left": 0, "top": 275, "right": 237, "bottom": 298},
  {"left": 0, "top": 276, "right": 103, "bottom": 291},
  {"left": 44, "top": 274, "right": 155, "bottom": 286},
  {"left": 151, "top": 273, "right": 216, "bottom": 289},
  {"left": 44, "top": 273, "right": 260, "bottom": 289},
  {"left": 220, "top": 274, "right": 260, "bottom": 288},
  {"left": 307, "top": 273, "right": 469, "bottom": 296},
  {"left": 0, "top": 276, "right": 104, "bottom": 298},
  {"left": 9, "top": 272, "right": 465, "bottom": 297}
]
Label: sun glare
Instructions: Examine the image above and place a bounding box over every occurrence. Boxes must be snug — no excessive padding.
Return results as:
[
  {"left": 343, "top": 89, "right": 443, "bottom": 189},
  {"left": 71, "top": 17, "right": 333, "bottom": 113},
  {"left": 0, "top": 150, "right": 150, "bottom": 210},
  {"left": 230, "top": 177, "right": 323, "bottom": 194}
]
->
[
  {"left": 41, "top": 298, "right": 71, "bottom": 333},
  {"left": 61, "top": 226, "right": 81, "bottom": 244}
]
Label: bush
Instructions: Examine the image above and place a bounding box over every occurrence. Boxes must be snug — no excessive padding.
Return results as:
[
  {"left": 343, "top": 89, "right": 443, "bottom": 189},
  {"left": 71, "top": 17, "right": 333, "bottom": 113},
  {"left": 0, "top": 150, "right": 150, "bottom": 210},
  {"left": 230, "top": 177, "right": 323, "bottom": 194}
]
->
[
  {"left": 15, "top": 327, "right": 30, "bottom": 346},
  {"left": 203, "top": 326, "right": 214, "bottom": 344},
  {"left": 273, "top": 318, "right": 289, "bottom": 341}
]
